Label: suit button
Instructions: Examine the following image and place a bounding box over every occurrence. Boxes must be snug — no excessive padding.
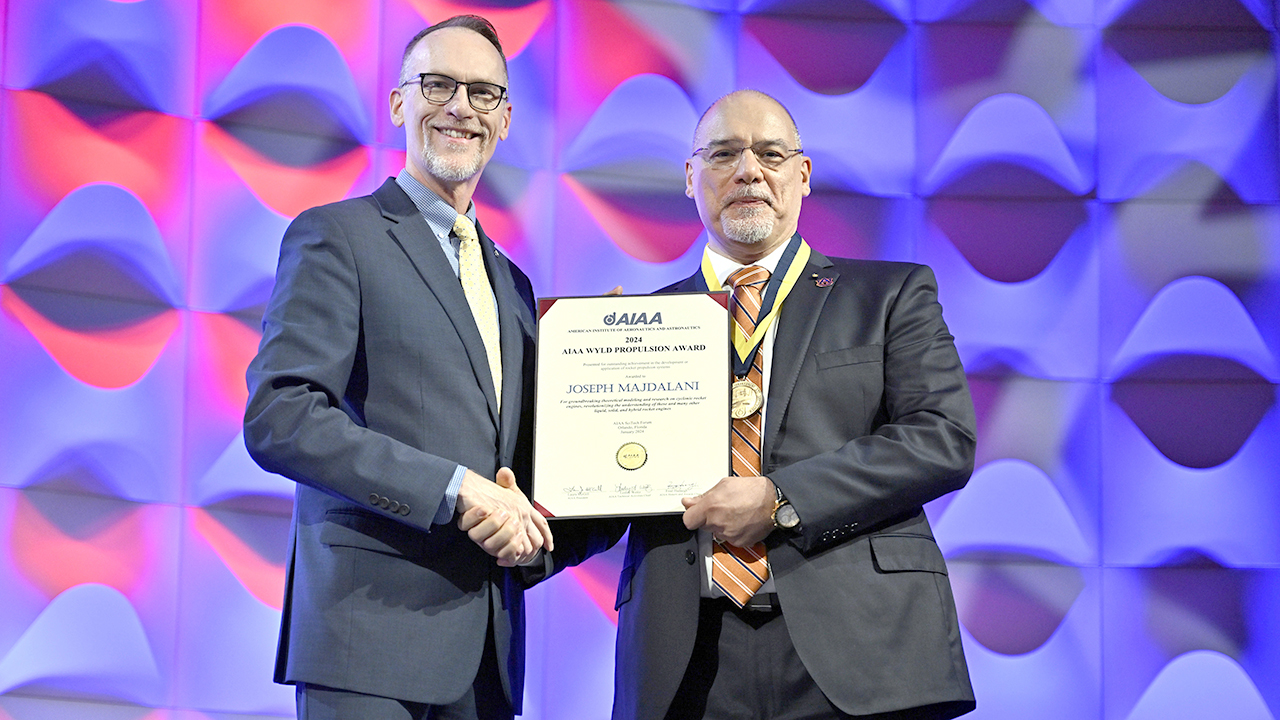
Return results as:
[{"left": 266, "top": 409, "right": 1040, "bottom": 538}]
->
[
  {"left": 685, "top": 550, "right": 696, "bottom": 565},
  {"left": 399, "top": 504, "right": 411, "bottom": 516},
  {"left": 369, "top": 493, "right": 380, "bottom": 506},
  {"left": 379, "top": 497, "right": 390, "bottom": 509},
  {"left": 388, "top": 501, "right": 400, "bottom": 512}
]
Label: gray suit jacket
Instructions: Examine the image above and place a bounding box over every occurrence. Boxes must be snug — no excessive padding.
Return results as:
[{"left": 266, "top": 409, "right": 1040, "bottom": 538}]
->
[
  {"left": 244, "top": 178, "right": 537, "bottom": 709},
  {"left": 553, "top": 249, "right": 977, "bottom": 719}
]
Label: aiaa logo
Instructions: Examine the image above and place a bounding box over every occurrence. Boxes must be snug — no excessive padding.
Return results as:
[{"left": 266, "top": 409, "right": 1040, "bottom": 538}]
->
[{"left": 604, "top": 311, "right": 663, "bottom": 326}]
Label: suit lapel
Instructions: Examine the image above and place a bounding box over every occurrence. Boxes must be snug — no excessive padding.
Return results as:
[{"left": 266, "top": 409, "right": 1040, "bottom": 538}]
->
[
  {"left": 372, "top": 180, "right": 501, "bottom": 429},
  {"left": 671, "top": 274, "right": 704, "bottom": 293},
  {"left": 763, "top": 250, "right": 837, "bottom": 459}
]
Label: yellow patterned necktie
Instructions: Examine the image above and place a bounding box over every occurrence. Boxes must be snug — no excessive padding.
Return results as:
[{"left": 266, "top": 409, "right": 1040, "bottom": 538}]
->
[
  {"left": 454, "top": 215, "right": 502, "bottom": 410},
  {"left": 711, "top": 264, "right": 771, "bottom": 607}
]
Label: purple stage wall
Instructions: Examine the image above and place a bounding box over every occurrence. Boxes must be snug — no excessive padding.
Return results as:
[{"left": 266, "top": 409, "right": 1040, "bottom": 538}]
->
[{"left": 0, "top": 0, "right": 1277, "bottom": 718}]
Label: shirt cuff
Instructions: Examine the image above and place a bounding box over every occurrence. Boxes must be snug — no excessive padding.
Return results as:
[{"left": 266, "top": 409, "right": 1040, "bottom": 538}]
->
[{"left": 434, "top": 465, "right": 467, "bottom": 525}]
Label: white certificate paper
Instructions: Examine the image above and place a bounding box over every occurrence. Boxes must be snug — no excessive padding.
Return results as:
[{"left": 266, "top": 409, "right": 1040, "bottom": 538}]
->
[{"left": 532, "top": 292, "right": 730, "bottom": 517}]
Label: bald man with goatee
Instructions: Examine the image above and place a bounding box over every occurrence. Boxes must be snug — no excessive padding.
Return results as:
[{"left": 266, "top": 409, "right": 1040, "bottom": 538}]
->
[{"left": 550, "top": 90, "right": 979, "bottom": 720}]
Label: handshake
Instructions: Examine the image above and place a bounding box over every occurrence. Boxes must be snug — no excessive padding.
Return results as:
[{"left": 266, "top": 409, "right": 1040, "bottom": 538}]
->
[
  {"left": 454, "top": 468, "right": 553, "bottom": 567},
  {"left": 450, "top": 285, "right": 623, "bottom": 566}
]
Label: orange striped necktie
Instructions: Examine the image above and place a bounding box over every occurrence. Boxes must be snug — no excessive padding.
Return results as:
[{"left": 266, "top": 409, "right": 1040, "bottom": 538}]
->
[{"left": 712, "top": 265, "right": 770, "bottom": 608}]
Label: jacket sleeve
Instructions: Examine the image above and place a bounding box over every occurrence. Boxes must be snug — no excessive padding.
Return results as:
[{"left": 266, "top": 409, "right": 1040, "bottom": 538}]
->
[
  {"left": 243, "top": 205, "right": 458, "bottom": 532},
  {"left": 768, "top": 264, "right": 976, "bottom": 553}
]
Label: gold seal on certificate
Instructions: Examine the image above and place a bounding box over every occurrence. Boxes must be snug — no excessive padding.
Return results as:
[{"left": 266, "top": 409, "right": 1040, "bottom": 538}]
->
[
  {"left": 616, "top": 442, "right": 647, "bottom": 470},
  {"left": 731, "top": 377, "right": 763, "bottom": 419}
]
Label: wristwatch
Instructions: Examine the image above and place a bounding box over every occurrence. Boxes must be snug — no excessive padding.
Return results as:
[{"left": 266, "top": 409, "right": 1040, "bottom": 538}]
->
[{"left": 771, "top": 485, "right": 800, "bottom": 531}]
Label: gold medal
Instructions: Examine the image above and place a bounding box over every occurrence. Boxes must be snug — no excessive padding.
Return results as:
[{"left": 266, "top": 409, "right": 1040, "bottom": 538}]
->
[{"left": 731, "top": 378, "right": 763, "bottom": 419}]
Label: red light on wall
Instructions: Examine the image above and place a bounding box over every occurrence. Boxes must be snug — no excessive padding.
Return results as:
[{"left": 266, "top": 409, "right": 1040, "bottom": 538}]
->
[
  {"left": 205, "top": 0, "right": 376, "bottom": 55},
  {"left": 190, "top": 508, "right": 286, "bottom": 610},
  {"left": 563, "top": 175, "right": 702, "bottom": 263},
  {"left": 10, "top": 494, "right": 150, "bottom": 599},
  {"left": 406, "top": 0, "right": 551, "bottom": 58},
  {"left": 8, "top": 90, "right": 190, "bottom": 214},
  {"left": 1, "top": 287, "right": 179, "bottom": 390},
  {"left": 189, "top": 312, "right": 263, "bottom": 416},
  {"left": 202, "top": 122, "right": 370, "bottom": 218}
]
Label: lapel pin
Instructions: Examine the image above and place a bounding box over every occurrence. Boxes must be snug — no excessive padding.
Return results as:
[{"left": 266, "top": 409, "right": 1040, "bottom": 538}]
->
[{"left": 815, "top": 276, "right": 835, "bottom": 288}]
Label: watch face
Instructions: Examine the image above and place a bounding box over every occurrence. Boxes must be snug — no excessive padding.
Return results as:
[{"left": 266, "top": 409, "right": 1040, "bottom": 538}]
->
[{"left": 776, "top": 503, "right": 799, "bottom": 529}]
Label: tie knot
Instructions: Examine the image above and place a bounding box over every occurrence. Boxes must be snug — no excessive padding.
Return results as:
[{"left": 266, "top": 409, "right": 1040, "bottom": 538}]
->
[
  {"left": 453, "top": 215, "right": 478, "bottom": 244},
  {"left": 727, "top": 265, "right": 769, "bottom": 290}
]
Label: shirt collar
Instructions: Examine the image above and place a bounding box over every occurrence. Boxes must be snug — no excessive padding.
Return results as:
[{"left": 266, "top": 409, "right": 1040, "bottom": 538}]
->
[
  {"left": 395, "top": 169, "right": 476, "bottom": 237},
  {"left": 705, "top": 240, "right": 791, "bottom": 287}
]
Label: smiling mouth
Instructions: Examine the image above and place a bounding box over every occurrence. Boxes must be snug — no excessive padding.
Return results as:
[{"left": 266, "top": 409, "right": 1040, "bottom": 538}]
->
[{"left": 436, "top": 126, "right": 481, "bottom": 141}]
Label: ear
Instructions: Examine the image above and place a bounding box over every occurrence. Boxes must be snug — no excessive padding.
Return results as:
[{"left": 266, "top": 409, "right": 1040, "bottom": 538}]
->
[
  {"left": 799, "top": 154, "right": 812, "bottom": 197},
  {"left": 685, "top": 159, "right": 695, "bottom": 199},
  {"left": 389, "top": 86, "right": 405, "bottom": 128},
  {"left": 496, "top": 101, "right": 512, "bottom": 141}
]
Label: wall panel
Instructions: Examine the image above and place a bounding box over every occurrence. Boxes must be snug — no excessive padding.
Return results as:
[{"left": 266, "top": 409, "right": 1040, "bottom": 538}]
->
[{"left": 0, "top": 0, "right": 1275, "bottom": 718}]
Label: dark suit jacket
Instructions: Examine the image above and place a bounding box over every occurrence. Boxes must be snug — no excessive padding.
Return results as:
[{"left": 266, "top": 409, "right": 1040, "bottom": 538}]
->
[
  {"left": 244, "top": 178, "right": 537, "bottom": 709},
  {"left": 555, "top": 248, "right": 978, "bottom": 720}
]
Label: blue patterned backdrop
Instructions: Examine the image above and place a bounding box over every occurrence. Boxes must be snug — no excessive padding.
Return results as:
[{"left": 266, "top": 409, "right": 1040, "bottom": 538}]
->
[{"left": 0, "top": 0, "right": 1277, "bottom": 718}]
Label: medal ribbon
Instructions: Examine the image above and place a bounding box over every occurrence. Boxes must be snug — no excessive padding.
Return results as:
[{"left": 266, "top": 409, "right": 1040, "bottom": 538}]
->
[{"left": 701, "top": 233, "right": 811, "bottom": 377}]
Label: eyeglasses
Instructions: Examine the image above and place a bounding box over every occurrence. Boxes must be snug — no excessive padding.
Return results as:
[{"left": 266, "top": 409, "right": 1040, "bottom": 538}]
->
[
  {"left": 693, "top": 142, "right": 803, "bottom": 170},
  {"left": 401, "top": 73, "right": 507, "bottom": 112}
]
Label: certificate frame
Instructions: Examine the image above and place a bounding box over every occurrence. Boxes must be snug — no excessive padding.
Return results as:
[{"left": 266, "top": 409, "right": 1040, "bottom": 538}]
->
[{"left": 531, "top": 292, "right": 730, "bottom": 518}]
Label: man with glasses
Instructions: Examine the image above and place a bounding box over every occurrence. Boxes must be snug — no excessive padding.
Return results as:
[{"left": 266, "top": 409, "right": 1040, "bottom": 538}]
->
[
  {"left": 552, "top": 90, "right": 978, "bottom": 719},
  {"left": 245, "top": 15, "right": 549, "bottom": 720}
]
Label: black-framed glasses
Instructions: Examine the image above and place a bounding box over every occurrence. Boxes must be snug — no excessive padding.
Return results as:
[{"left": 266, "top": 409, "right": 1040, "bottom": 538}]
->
[
  {"left": 401, "top": 73, "right": 507, "bottom": 112},
  {"left": 693, "top": 141, "right": 804, "bottom": 170}
]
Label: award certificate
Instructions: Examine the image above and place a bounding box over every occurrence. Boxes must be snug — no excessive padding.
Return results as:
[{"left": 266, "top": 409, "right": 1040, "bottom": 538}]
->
[{"left": 532, "top": 292, "right": 730, "bottom": 518}]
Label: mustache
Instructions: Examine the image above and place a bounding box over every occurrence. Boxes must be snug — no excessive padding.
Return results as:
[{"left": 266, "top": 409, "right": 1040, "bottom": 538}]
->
[{"left": 724, "top": 188, "right": 774, "bottom": 207}]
